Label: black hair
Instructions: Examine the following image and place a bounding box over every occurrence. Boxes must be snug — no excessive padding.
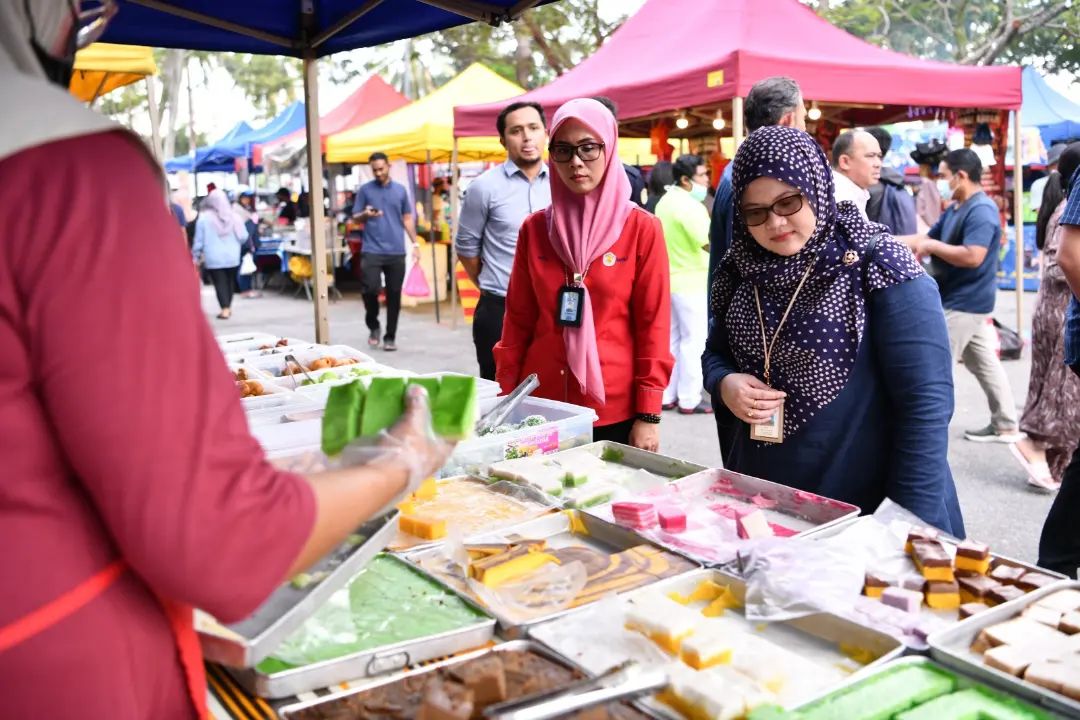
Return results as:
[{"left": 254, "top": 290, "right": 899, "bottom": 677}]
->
[
  {"left": 943, "top": 148, "right": 983, "bottom": 183},
  {"left": 672, "top": 154, "right": 704, "bottom": 185},
  {"left": 1035, "top": 172, "right": 1064, "bottom": 251},
  {"left": 496, "top": 101, "right": 547, "bottom": 138},
  {"left": 745, "top": 77, "right": 802, "bottom": 133},
  {"left": 1058, "top": 142, "right": 1080, "bottom": 198},
  {"left": 592, "top": 96, "right": 618, "bottom": 117},
  {"left": 648, "top": 161, "right": 674, "bottom": 198},
  {"left": 369, "top": 152, "right": 389, "bottom": 164},
  {"left": 276, "top": 187, "right": 291, "bottom": 198},
  {"left": 831, "top": 131, "right": 856, "bottom": 167},
  {"left": 865, "top": 127, "right": 893, "bottom": 157}
]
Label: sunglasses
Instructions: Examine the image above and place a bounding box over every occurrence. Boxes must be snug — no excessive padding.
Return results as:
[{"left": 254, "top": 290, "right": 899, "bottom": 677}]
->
[
  {"left": 549, "top": 142, "right": 604, "bottom": 163},
  {"left": 741, "top": 192, "right": 804, "bottom": 227}
]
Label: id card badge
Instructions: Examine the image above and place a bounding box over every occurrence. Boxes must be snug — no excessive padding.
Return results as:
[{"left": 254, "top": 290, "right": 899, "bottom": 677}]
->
[
  {"left": 750, "top": 401, "right": 784, "bottom": 443},
  {"left": 556, "top": 285, "right": 585, "bottom": 327}
]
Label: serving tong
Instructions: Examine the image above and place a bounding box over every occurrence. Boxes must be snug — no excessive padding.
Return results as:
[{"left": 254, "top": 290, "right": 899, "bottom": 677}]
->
[{"left": 475, "top": 374, "right": 540, "bottom": 436}]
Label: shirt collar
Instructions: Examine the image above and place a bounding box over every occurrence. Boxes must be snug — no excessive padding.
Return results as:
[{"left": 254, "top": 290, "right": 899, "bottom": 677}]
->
[
  {"left": 503, "top": 158, "right": 548, "bottom": 179},
  {"left": 833, "top": 169, "right": 870, "bottom": 199}
]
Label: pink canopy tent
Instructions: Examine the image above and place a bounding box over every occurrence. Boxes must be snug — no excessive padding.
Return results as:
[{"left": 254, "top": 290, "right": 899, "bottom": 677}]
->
[
  {"left": 262, "top": 74, "right": 409, "bottom": 154},
  {"left": 454, "top": 0, "right": 1021, "bottom": 137}
]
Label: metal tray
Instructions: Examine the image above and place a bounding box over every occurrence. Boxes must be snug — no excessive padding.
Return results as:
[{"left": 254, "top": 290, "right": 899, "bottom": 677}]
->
[
  {"left": 482, "top": 441, "right": 706, "bottom": 507},
  {"left": 793, "top": 655, "right": 1071, "bottom": 718},
  {"left": 529, "top": 568, "right": 904, "bottom": 716},
  {"left": 927, "top": 579, "right": 1080, "bottom": 718},
  {"left": 406, "top": 510, "right": 700, "bottom": 638},
  {"left": 276, "top": 639, "right": 651, "bottom": 719},
  {"left": 227, "top": 554, "right": 497, "bottom": 699},
  {"left": 198, "top": 511, "right": 399, "bottom": 668}
]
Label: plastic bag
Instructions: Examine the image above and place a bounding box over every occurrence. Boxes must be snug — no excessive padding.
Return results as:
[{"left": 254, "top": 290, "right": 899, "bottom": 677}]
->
[
  {"left": 239, "top": 252, "right": 257, "bottom": 276},
  {"left": 467, "top": 560, "right": 588, "bottom": 624},
  {"left": 403, "top": 262, "right": 431, "bottom": 298},
  {"left": 740, "top": 537, "right": 865, "bottom": 622}
]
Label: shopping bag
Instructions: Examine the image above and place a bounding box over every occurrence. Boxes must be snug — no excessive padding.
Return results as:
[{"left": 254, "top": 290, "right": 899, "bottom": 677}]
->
[
  {"left": 993, "top": 318, "right": 1023, "bottom": 361},
  {"left": 403, "top": 263, "right": 431, "bottom": 298},
  {"left": 239, "top": 253, "right": 257, "bottom": 276}
]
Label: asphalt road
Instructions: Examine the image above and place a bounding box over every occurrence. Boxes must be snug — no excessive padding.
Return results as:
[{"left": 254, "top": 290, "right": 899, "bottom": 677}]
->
[{"left": 212, "top": 284, "right": 1053, "bottom": 563}]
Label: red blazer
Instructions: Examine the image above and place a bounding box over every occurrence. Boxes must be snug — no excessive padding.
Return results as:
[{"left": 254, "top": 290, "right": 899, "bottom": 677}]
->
[{"left": 494, "top": 207, "right": 674, "bottom": 426}]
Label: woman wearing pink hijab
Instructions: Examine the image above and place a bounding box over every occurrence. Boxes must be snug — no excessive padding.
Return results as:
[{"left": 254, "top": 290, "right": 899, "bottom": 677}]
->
[{"left": 494, "top": 98, "right": 674, "bottom": 449}]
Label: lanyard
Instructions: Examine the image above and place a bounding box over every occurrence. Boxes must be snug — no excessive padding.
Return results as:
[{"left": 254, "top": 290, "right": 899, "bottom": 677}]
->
[{"left": 752, "top": 261, "right": 815, "bottom": 386}]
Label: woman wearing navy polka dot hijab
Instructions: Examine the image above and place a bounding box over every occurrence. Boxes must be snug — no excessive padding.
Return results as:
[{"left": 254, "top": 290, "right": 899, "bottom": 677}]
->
[{"left": 703, "top": 126, "right": 964, "bottom": 536}]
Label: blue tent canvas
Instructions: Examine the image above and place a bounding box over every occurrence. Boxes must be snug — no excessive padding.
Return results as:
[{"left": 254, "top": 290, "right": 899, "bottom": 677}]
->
[
  {"left": 164, "top": 103, "right": 307, "bottom": 174},
  {"left": 1023, "top": 67, "right": 1080, "bottom": 148},
  {"left": 164, "top": 120, "right": 254, "bottom": 173}
]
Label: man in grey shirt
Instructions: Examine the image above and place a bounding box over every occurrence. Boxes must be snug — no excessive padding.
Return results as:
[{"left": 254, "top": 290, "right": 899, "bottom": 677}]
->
[{"left": 455, "top": 101, "right": 551, "bottom": 380}]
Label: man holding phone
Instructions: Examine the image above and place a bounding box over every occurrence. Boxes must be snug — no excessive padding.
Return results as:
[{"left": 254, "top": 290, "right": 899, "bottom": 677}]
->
[{"left": 352, "top": 151, "right": 419, "bottom": 351}]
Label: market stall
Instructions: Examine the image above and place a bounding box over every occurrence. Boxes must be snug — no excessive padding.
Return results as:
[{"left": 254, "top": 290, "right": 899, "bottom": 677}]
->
[
  {"left": 202, "top": 331, "right": 1078, "bottom": 720},
  {"left": 165, "top": 101, "right": 308, "bottom": 175},
  {"left": 70, "top": 41, "right": 157, "bottom": 102}
]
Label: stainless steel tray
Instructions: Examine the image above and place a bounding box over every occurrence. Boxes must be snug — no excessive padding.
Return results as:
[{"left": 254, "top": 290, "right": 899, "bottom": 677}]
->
[
  {"left": 529, "top": 568, "right": 904, "bottom": 715},
  {"left": 406, "top": 510, "right": 700, "bottom": 638},
  {"left": 228, "top": 554, "right": 497, "bottom": 699},
  {"left": 276, "top": 639, "right": 650, "bottom": 719},
  {"left": 198, "top": 511, "right": 399, "bottom": 668},
  {"left": 793, "top": 655, "right": 1071, "bottom": 718},
  {"left": 927, "top": 579, "right": 1080, "bottom": 718},
  {"left": 481, "top": 441, "right": 707, "bottom": 507}
]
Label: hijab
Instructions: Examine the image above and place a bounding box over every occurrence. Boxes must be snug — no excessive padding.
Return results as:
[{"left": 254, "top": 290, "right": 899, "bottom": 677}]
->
[
  {"left": 546, "top": 98, "right": 634, "bottom": 405},
  {"left": 0, "top": 1, "right": 117, "bottom": 164},
  {"left": 202, "top": 189, "right": 247, "bottom": 238},
  {"left": 710, "top": 126, "right": 923, "bottom": 438}
]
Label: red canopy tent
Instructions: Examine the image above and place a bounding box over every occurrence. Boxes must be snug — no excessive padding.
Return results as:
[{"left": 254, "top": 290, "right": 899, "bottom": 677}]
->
[
  {"left": 454, "top": 0, "right": 1020, "bottom": 137},
  {"left": 262, "top": 74, "right": 409, "bottom": 155}
]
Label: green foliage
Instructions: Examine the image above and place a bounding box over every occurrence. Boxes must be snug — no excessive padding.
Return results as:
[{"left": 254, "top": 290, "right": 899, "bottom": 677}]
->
[
  {"left": 809, "top": 0, "right": 1078, "bottom": 75},
  {"left": 172, "top": 126, "right": 209, "bottom": 156},
  {"left": 218, "top": 53, "right": 302, "bottom": 119}
]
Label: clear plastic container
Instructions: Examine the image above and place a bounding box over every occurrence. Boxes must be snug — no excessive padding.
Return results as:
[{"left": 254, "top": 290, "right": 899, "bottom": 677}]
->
[
  {"left": 245, "top": 395, "right": 323, "bottom": 429},
  {"left": 251, "top": 418, "right": 323, "bottom": 455},
  {"left": 440, "top": 396, "right": 598, "bottom": 478},
  {"left": 216, "top": 331, "right": 279, "bottom": 348},
  {"left": 219, "top": 336, "right": 312, "bottom": 358},
  {"left": 292, "top": 364, "right": 415, "bottom": 405},
  {"left": 237, "top": 378, "right": 294, "bottom": 407},
  {"left": 231, "top": 345, "right": 378, "bottom": 379}
]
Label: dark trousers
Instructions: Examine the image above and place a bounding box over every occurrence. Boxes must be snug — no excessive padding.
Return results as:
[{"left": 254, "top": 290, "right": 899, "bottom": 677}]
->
[
  {"left": 361, "top": 253, "right": 406, "bottom": 341},
  {"left": 1039, "top": 362, "right": 1080, "bottom": 578},
  {"left": 593, "top": 418, "right": 636, "bottom": 445},
  {"left": 473, "top": 292, "right": 505, "bottom": 381},
  {"left": 207, "top": 266, "right": 238, "bottom": 311}
]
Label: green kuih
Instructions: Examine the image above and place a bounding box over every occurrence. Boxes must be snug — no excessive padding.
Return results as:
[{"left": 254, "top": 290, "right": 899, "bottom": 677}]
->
[
  {"left": 360, "top": 377, "right": 407, "bottom": 437},
  {"left": 321, "top": 380, "right": 366, "bottom": 456},
  {"left": 432, "top": 375, "right": 477, "bottom": 440},
  {"left": 406, "top": 377, "right": 442, "bottom": 406}
]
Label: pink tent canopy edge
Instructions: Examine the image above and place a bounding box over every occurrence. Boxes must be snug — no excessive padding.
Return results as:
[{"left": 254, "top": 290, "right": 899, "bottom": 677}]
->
[{"left": 453, "top": 0, "right": 1021, "bottom": 137}]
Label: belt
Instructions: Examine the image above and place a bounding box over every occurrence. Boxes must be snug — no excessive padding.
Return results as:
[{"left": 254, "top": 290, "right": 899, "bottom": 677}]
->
[{"left": 480, "top": 290, "right": 506, "bottom": 299}]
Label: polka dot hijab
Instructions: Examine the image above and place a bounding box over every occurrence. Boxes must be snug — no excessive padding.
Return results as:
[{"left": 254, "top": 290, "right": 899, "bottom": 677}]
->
[{"left": 710, "top": 126, "right": 924, "bottom": 439}]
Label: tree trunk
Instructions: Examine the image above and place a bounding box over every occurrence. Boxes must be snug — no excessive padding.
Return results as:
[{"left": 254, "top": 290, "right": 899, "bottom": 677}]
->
[
  {"left": 513, "top": 23, "right": 534, "bottom": 88},
  {"left": 161, "top": 49, "right": 186, "bottom": 160},
  {"left": 523, "top": 12, "right": 566, "bottom": 76}
]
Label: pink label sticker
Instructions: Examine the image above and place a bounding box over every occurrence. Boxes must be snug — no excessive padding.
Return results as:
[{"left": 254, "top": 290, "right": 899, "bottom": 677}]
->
[{"left": 504, "top": 429, "right": 559, "bottom": 459}]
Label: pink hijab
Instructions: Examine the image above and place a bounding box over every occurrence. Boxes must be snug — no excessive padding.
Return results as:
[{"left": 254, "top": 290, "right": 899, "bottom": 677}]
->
[{"left": 546, "top": 98, "right": 634, "bottom": 405}]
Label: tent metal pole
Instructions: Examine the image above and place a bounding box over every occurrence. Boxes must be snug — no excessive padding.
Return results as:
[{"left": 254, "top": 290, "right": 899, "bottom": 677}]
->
[
  {"left": 127, "top": 0, "right": 295, "bottom": 48},
  {"left": 414, "top": 0, "right": 508, "bottom": 24},
  {"left": 450, "top": 138, "right": 460, "bottom": 330},
  {"left": 304, "top": 53, "right": 331, "bottom": 344},
  {"left": 1013, "top": 109, "right": 1024, "bottom": 333},
  {"left": 311, "top": 0, "right": 386, "bottom": 48},
  {"left": 427, "top": 148, "right": 441, "bottom": 323},
  {"left": 146, "top": 76, "right": 163, "bottom": 161},
  {"left": 732, "top": 96, "right": 745, "bottom": 148}
]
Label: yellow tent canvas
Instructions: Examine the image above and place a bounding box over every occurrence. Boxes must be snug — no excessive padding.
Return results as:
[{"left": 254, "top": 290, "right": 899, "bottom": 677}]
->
[
  {"left": 71, "top": 43, "right": 158, "bottom": 102},
  {"left": 326, "top": 64, "right": 523, "bottom": 164}
]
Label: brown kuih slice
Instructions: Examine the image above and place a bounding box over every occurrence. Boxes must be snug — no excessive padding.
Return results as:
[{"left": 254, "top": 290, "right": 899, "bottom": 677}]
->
[
  {"left": 956, "top": 539, "right": 990, "bottom": 559},
  {"left": 987, "top": 585, "right": 1026, "bottom": 606},
  {"left": 416, "top": 680, "right": 474, "bottom": 720},
  {"left": 959, "top": 602, "right": 990, "bottom": 619},
  {"left": 989, "top": 564, "right": 1028, "bottom": 585},
  {"left": 1016, "top": 571, "right": 1061, "bottom": 592}
]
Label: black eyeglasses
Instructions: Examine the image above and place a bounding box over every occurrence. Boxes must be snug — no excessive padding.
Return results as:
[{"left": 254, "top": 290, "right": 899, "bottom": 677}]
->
[
  {"left": 741, "top": 193, "right": 804, "bottom": 227},
  {"left": 549, "top": 142, "right": 605, "bottom": 163}
]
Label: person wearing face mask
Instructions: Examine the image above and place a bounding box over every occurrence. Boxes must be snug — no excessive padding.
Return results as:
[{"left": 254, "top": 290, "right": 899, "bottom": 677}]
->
[
  {"left": 0, "top": 2, "right": 454, "bottom": 717},
  {"left": 655, "top": 154, "right": 712, "bottom": 414},
  {"left": 704, "top": 126, "right": 962, "bottom": 534},
  {"left": 495, "top": 98, "right": 674, "bottom": 450},
  {"left": 899, "top": 149, "right": 1022, "bottom": 445}
]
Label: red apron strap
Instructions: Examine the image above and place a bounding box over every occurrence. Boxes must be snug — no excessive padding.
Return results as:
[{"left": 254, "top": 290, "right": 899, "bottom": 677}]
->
[
  {"left": 156, "top": 597, "right": 209, "bottom": 720},
  {"left": 0, "top": 560, "right": 125, "bottom": 654}
]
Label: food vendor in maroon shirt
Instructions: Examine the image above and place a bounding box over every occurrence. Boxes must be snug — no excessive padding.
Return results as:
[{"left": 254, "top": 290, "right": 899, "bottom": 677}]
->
[{"left": 0, "top": 4, "right": 451, "bottom": 717}]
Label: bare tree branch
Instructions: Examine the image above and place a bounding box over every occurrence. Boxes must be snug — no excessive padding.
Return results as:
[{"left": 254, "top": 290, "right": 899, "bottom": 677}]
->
[
  {"left": 522, "top": 11, "right": 566, "bottom": 75},
  {"left": 960, "top": 0, "right": 1069, "bottom": 64}
]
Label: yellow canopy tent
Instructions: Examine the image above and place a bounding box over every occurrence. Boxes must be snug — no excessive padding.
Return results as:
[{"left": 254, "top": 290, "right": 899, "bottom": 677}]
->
[{"left": 70, "top": 43, "right": 158, "bottom": 103}]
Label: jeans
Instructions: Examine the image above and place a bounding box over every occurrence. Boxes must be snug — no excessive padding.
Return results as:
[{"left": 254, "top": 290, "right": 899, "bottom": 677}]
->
[
  {"left": 361, "top": 253, "right": 406, "bottom": 341},
  {"left": 944, "top": 309, "right": 1019, "bottom": 431}
]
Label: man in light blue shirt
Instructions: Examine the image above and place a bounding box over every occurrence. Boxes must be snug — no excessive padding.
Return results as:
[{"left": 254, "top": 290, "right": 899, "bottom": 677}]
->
[{"left": 455, "top": 101, "right": 550, "bottom": 380}]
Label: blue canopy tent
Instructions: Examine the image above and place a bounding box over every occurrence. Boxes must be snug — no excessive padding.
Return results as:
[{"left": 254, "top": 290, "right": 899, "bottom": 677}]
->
[
  {"left": 90, "top": 0, "right": 548, "bottom": 341},
  {"left": 163, "top": 119, "right": 253, "bottom": 173},
  {"left": 173, "top": 101, "right": 307, "bottom": 174},
  {"left": 1023, "top": 67, "right": 1080, "bottom": 148}
]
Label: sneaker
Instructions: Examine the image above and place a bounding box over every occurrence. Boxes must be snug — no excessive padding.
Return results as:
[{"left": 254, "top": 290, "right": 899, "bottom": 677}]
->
[
  {"left": 383, "top": 338, "right": 397, "bottom": 352},
  {"left": 678, "top": 400, "right": 714, "bottom": 415},
  {"left": 368, "top": 328, "right": 380, "bottom": 348},
  {"left": 662, "top": 402, "right": 677, "bottom": 411},
  {"left": 964, "top": 425, "right": 1025, "bottom": 443}
]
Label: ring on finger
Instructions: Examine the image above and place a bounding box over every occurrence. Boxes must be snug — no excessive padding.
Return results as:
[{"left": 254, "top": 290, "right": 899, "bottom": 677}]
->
[{"left": 748, "top": 409, "right": 755, "bottom": 419}]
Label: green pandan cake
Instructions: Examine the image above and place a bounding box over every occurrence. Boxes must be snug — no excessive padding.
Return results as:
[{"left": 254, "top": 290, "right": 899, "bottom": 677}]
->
[
  {"left": 432, "top": 375, "right": 477, "bottom": 440},
  {"left": 359, "top": 377, "right": 407, "bottom": 437},
  {"left": 321, "top": 380, "right": 365, "bottom": 456}
]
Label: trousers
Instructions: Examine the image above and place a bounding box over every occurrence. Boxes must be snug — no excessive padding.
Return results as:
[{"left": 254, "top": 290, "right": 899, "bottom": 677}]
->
[
  {"left": 361, "top": 253, "right": 406, "bottom": 341},
  {"left": 945, "top": 310, "right": 1019, "bottom": 430},
  {"left": 664, "top": 291, "right": 708, "bottom": 410},
  {"left": 473, "top": 292, "right": 505, "bottom": 381}
]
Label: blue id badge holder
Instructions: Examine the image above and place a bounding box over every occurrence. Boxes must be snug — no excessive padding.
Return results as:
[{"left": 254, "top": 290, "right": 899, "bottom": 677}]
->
[{"left": 557, "top": 274, "right": 585, "bottom": 328}]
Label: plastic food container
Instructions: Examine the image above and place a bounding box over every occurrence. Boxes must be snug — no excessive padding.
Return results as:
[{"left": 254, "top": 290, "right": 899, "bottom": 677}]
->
[
  {"left": 440, "top": 396, "right": 598, "bottom": 478},
  {"left": 231, "top": 345, "right": 378, "bottom": 379}
]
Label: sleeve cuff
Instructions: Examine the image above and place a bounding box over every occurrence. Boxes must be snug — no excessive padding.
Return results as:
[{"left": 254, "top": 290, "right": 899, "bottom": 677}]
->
[{"left": 635, "top": 386, "right": 663, "bottom": 415}]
